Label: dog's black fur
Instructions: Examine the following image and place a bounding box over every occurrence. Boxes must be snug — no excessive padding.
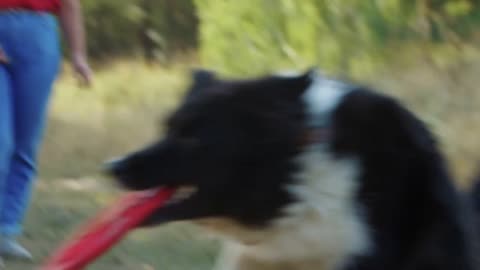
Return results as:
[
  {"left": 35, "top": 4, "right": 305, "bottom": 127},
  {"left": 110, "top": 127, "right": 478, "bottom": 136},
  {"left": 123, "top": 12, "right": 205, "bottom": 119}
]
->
[
  {"left": 107, "top": 70, "right": 479, "bottom": 270},
  {"left": 109, "top": 72, "right": 311, "bottom": 227},
  {"left": 332, "top": 89, "right": 478, "bottom": 270}
]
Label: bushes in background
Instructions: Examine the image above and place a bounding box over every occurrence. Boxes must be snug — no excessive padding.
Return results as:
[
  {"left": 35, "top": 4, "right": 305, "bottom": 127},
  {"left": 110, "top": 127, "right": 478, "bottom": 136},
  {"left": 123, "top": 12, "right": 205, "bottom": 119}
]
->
[{"left": 194, "top": 0, "right": 480, "bottom": 76}]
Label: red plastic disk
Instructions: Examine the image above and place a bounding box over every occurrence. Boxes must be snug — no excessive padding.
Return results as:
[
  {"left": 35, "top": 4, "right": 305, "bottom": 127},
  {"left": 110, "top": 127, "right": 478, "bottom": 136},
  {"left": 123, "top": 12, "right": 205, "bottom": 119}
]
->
[{"left": 39, "top": 188, "right": 175, "bottom": 270}]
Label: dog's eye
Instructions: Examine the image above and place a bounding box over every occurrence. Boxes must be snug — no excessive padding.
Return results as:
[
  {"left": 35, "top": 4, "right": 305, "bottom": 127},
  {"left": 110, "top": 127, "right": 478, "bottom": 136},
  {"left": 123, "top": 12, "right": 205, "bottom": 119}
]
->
[{"left": 168, "top": 121, "right": 203, "bottom": 147}]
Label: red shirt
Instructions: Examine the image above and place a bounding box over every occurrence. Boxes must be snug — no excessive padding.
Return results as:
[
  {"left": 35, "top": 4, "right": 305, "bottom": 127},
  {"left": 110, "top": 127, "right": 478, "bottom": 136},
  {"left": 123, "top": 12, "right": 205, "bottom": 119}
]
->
[{"left": 0, "top": 0, "right": 60, "bottom": 14}]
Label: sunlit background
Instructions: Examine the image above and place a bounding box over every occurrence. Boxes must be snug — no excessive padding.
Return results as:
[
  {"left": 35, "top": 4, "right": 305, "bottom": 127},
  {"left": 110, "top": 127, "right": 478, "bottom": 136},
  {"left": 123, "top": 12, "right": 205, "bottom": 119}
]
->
[{"left": 12, "top": 1, "right": 480, "bottom": 269}]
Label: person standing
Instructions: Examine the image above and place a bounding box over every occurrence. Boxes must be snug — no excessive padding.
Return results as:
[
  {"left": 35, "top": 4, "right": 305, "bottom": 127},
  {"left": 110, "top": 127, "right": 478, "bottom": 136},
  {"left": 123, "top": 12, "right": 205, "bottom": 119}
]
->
[{"left": 0, "top": 0, "right": 92, "bottom": 261}]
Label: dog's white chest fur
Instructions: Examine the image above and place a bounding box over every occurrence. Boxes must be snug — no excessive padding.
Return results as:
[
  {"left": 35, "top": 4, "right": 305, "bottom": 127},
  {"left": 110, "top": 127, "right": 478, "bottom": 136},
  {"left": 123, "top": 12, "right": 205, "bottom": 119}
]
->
[{"left": 206, "top": 149, "right": 371, "bottom": 270}]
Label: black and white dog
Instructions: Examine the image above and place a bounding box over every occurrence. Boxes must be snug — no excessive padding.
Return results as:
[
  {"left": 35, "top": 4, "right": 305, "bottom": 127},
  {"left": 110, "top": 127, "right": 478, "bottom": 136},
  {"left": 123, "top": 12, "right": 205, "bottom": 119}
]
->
[{"left": 106, "top": 70, "right": 479, "bottom": 270}]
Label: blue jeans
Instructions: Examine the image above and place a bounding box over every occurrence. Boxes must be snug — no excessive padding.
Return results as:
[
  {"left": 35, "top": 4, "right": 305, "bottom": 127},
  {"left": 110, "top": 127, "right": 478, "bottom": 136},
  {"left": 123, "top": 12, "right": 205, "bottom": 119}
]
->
[{"left": 0, "top": 11, "right": 60, "bottom": 236}]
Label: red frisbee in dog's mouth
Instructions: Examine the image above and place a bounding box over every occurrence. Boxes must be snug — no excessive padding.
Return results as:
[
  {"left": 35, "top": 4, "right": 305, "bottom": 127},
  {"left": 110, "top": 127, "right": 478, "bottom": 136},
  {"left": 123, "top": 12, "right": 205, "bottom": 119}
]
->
[{"left": 39, "top": 187, "right": 176, "bottom": 270}]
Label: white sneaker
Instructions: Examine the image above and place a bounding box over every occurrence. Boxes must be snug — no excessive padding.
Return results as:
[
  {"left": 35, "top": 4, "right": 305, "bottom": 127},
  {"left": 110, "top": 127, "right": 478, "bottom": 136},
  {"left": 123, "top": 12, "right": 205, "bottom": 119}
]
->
[{"left": 0, "top": 239, "right": 33, "bottom": 260}]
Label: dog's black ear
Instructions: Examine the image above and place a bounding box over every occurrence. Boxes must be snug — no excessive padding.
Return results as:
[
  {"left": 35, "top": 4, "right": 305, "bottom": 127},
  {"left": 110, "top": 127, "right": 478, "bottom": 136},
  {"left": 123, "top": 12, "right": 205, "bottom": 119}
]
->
[
  {"left": 190, "top": 68, "right": 217, "bottom": 92},
  {"left": 236, "top": 69, "right": 315, "bottom": 104},
  {"left": 272, "top": 68, "right": 316, "bottom": 100},
  {"left": 182, "top": 69, "right": 218, "bottom": 101},
  {"left": 185, "top": 69, "right": 217, "bottom": 100}
]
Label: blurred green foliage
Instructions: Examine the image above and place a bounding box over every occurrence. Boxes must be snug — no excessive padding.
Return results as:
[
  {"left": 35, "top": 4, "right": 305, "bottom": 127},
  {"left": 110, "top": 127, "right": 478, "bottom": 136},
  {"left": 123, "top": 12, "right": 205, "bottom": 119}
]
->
[
  {"left": 79, "top": 0, "right": 479, "bottom": 74},
  {"left": 81, "top": 0, "right": 198, "bottom": 61},
  {"left": 194, "top": 0, "right": 480, "bottom": 76}
]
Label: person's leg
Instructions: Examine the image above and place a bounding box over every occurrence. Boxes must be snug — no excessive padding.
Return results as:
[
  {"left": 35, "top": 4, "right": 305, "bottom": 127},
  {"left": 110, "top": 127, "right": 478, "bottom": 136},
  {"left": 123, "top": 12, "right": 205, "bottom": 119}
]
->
[
  {"left": 0, "top": 59, "right": 14, "bottom": 265},
  {"left": 0, "top": 64, "right": 15, "bottom": 218},
  {"left": 0, "top": 12, "right": 60, "bottom": 257}
]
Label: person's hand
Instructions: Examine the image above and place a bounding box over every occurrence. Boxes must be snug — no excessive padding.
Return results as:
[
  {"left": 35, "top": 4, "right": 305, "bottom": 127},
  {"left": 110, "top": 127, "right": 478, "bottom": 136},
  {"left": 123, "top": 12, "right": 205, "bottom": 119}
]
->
[
  {"left": 72, "top": 53, "right": 93, "bottom": 87},
  {"left": 0, "top": 47, "right": 9, "bottom": 64}
]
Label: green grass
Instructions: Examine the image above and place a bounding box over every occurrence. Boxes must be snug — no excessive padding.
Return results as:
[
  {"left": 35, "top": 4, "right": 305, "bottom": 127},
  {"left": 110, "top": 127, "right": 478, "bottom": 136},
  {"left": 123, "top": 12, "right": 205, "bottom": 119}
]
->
[{"left": 7, "top": 56, "right": 480, "bottom": 269}]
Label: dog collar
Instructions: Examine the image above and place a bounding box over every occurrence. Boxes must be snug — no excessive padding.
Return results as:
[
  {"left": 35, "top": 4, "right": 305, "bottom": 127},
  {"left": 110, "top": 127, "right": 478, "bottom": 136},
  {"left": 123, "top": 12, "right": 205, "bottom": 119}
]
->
[{"left": 299, "top": 127, "right": 331, "bottom": 147}]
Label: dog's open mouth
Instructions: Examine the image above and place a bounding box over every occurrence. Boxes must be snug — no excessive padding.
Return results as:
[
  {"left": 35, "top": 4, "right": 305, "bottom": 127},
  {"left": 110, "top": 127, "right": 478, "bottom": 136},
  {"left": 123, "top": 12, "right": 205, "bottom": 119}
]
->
[
  {"left": 103, "top": 157, "right": 214, "bottom": 225},
  {"left": 133, "top": 184, "right": 218, "bottom": 227}
]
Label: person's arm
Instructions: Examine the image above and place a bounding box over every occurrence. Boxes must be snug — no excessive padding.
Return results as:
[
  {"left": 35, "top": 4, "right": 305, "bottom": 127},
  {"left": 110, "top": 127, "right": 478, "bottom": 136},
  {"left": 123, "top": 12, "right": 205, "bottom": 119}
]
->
[{"left": 59, "top": 0, "right": 92, "bottom": 85}]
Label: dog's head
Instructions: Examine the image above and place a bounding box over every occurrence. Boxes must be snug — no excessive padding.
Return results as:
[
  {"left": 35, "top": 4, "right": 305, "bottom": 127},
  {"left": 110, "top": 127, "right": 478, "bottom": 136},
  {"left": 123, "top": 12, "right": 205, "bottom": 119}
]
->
[
  {"left": 106, "top": 70, "right": 315, "bottom": 227},
  {"left": 105, "top": 69, "right": 436, "bottom": 232}
]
